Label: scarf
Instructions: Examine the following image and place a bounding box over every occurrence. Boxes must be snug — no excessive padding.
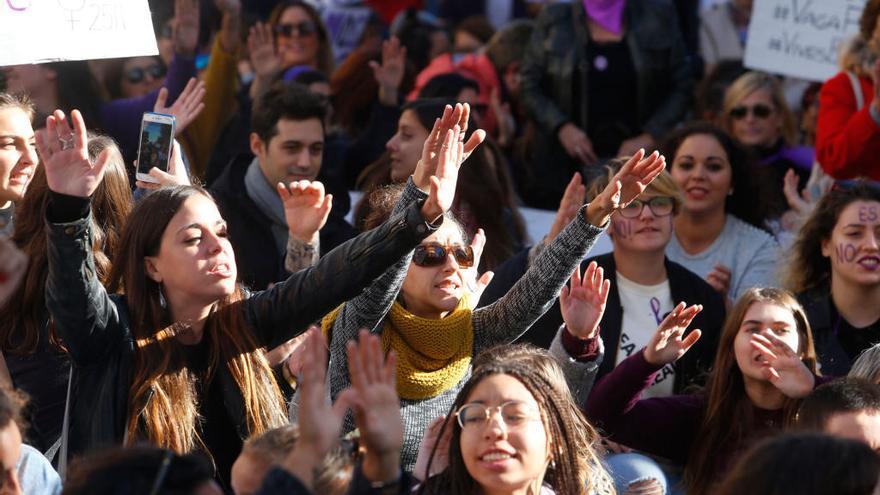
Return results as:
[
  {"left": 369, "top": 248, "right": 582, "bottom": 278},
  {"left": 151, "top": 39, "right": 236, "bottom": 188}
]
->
[
  {"left": 322, "top": 294, "right": 474, "bottom": 400},
  {"left": 244, "top": 158, "right": 288, "bottom": 255},
  {"left": 583, "top": 0, "right": 627, "bottom": 35}
]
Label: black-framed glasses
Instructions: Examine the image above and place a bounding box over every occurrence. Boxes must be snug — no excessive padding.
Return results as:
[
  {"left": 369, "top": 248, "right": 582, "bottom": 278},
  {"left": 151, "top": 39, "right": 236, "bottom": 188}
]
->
[
  {"left": 147, "top": 450, "right": 174, "bottom": 495},
  {"left": 125, "top": 64, "right": 165, "bottom": 84},
  {"left": 413, "top": 242, "right": 474, "bottom": 268},
  {"left": 274, "top": 21, "right": 317, "bottom": 38},
  {"left": 729, "top": 103, "right": 773, "bottom": 120},
  {"left": 454, "top": 401, "right": 541, "bottom": 430},
  {"left": 618, "top": 196, "right": 675, "bottom": 218}
]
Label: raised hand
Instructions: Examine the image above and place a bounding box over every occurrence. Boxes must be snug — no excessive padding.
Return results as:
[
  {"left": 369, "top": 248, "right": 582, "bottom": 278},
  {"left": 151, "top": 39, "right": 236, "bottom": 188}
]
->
[
  {"left": 643, "top": 302, "right": 703, "bottom": 366},
  {"left": 413, "top": 415, "right": 452, "bottom": 481},
  {"left": 546, "top": 172, "right": 586, "bottom": 244},
  {"left": 465, "top": 228, "right": 494, "bottom": 301},
  {"left": 248, "top": 22, "right": 281, "bottom": 80},
  {"left": 341, "top": 330, "right": 403, "bottom": 484},
  {"left": 370, "top": 37, "right": 406, "bottom": 106},
  {"left": 705, "top": 264, "right": 732, "bottom": 301},
  {"left": 751, "top": 332, "right": 815, "bottom": 399},
  {"left": 153, "top": 78, "right": 206, "bottom": 136},
  {"left": 413, "top": 103, "right": 485, "bottom": 192},
  {"left": 490, "top": 87, "right": 515, "bottom": 148},
  {"left": 560, "top": 261, "right": 610, "bottom": 340},
  {"left": 0, "top": 237, "right": 27, "bottom": 307},
  {"left": 135, "top": 140, "right": 191, "bottom": 190},
  {"left": 35, "top": 110, "right": 110, "bottom": 198},
  {"left": 586, "top": 149, "right": 666, "bottom": 227},
  {"left": 281, "top": 329, "right": 354, "bottom": 488},
  {"left": 277, "top": 180, "right": 333, "bottom": 244},
  {"left": 173, "top": 0, "right": 199, "bottom": 56}
]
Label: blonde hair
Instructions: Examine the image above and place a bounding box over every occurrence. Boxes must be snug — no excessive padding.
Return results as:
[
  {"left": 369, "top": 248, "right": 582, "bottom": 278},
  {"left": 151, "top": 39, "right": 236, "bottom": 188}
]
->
[
  {"left": 722, "top": 71, "right": 798, "bottom": 146},
  {"left": 585, "top": 157, "right": 683, "bottom": 215}
]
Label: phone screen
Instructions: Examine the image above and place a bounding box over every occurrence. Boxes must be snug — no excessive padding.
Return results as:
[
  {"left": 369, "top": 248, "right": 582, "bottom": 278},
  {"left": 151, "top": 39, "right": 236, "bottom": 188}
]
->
[{"left": 137, "top": 118, "right": 174, "bottom": 176}]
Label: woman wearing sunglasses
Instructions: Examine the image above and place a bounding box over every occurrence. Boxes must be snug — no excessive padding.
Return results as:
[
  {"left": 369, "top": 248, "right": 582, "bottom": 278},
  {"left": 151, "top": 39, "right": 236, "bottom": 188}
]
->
[
  {"left": 268, "top": 1, "right": 334, "bottom": 76},
  {"left": 721, "top": 71, "right": 812, "bottom": 223},
  {"left": 104, "top": 56, "right": 167, "bottom": 100},
  {"left": 319, "top": 102, "right": 666, "bottom": 472}
]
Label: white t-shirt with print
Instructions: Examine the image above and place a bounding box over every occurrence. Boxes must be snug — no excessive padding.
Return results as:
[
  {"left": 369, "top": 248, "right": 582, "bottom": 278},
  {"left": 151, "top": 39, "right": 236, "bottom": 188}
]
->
[{"left": 615, "top": 273, "right": 676, "bottom": 399}]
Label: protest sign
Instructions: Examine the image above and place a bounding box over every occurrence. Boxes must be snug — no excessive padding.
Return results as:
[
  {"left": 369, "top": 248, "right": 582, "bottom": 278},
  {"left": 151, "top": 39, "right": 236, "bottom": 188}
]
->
[
  {"left": 0, "top": 0, "right": 158, "bottom": 66},
  {"left": 744, "top": 0, "right": 866, "bottom": 82}
]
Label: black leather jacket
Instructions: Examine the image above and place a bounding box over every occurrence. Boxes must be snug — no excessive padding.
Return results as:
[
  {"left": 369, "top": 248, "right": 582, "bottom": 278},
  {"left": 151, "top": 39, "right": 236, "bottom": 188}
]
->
[
  {"left": 45, "top": 193, "right": 437, "bottom": 460},
  {"left": 520, "top": 0, "right": 693, "bottom": 140}
]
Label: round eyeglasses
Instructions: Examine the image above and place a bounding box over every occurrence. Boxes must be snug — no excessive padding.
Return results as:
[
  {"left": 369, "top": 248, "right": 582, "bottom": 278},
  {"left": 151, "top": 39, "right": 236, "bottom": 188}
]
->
[{"left": 455, "top": 401, "right": 541, "bottom": 430}]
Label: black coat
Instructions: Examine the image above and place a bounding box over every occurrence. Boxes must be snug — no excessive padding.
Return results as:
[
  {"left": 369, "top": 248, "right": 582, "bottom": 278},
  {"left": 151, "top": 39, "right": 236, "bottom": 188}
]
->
[
  {"left": 481, "top": 251, "right": 726, "bottom": 393},
  {"left": 45, "top": 194, "right": 436, "bottom": 460},
  {"left": 210, "top": 154, "right": 357, "bottom": 291}
]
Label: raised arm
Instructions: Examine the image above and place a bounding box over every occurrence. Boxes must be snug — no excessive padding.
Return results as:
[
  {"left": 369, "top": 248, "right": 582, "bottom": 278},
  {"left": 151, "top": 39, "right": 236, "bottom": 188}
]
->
[
  {"left": 245, "top": 104, "right": 483, "bottom": 349},
  {"left": 472, "top": 150, "right": 667, "bottom": 349},
  {"left": 38, "top": 110, "right": 124, "bottom": 365},
  {"left": 584, "top": 303, "right": 703, "bottom": 461}
]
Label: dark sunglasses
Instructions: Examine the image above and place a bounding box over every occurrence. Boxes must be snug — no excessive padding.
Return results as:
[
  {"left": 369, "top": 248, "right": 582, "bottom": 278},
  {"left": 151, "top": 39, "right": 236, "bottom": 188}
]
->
[
  {"left": 413, "top": 242, "right": 474, "bottom": 268},
  {"left": 125, "top": 64, "right": 165, "bottom": 84},
  {"left": 274, "top": 21, "right": 317, "bottom": 38},
  {"left": 729, "top": 103, "right": 773, "bottom": 120}
]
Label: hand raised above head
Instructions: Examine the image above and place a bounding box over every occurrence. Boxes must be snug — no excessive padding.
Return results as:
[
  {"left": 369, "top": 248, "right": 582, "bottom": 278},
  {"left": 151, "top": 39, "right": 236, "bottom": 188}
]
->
[
  {"left": 154, "top": 78, "right": 205, "bottom": 136},
  {"left": 413, "top": 103, "right": 486, "bottom": 192},
  {"left": 35, "top": 110, "right": 110, "bottom": 199},
  {"left": 586, "top": 149, "right": 666, "bottom": 227},
  {"left": 465, "top": 229, "right": 494, "bottom": 302},
  {"left": 643, "top": 302, "right": 703, "bottom": 366}
]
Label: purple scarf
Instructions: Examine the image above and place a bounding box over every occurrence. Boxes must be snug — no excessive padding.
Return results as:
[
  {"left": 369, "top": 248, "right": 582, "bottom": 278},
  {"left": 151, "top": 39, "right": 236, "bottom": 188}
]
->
[{"left": 583, "top": 0, "right": 627, "bottom": 35}]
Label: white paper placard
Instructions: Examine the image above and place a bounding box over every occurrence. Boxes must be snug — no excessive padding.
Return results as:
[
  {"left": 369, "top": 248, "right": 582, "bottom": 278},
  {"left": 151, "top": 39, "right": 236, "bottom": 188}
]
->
[
  {"left": 0, "top": 0, "right": 158, "bottom": 66},
  {"left": 744, "top": 0, "right": 866, "bottom": 82}
]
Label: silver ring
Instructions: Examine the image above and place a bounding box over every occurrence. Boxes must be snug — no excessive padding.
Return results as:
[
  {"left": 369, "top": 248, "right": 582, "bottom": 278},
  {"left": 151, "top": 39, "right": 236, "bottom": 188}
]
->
[{"left": 59, "top": 137, "right": 74, "bottom": 150}]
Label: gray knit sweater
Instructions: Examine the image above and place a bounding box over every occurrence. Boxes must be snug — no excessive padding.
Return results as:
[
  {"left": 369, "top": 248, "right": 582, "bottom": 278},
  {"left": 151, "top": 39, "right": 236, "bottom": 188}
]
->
[{"left": 326, "top": 178, "right": 606, "bottom": 471}]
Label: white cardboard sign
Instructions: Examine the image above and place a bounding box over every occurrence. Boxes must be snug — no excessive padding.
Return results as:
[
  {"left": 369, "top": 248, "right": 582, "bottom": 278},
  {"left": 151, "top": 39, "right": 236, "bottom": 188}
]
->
[
  {"left": 0, "top": 0, "right": 158, "bottom": 66},
  {"left": 744, "top": 0, "right": 866, "bottom": 82}
]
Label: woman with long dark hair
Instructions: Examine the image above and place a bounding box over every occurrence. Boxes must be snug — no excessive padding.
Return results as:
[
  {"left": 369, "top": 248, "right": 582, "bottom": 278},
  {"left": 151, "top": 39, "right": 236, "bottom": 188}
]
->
[
  {"left": 586, "top": 288, "right": 820, "bottom": 495},
  {"left": 36, "top": 105, "right": 467, "bottom": 488},
  {"left": 785, "top": 181, "right": 880, "bottom": 376}
]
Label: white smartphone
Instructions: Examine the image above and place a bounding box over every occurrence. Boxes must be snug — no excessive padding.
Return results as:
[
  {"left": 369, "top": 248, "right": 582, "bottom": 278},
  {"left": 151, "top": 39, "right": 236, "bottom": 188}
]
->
[{"left": 136, "top": 112, "right": 176, "bottom": 183}]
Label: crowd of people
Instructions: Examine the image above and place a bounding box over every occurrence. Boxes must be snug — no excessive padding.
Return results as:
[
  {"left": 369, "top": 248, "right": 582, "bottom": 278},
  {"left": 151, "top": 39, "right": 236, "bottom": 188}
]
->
[{"left": 0, "top": 0, "right": 880, "bottom": 494}]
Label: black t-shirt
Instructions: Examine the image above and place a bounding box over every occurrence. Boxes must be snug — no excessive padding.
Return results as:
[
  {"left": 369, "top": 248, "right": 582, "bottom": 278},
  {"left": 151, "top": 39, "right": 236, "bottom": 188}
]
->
[
  {"left": 184, "top": 338, "right": 242, "bottom": 495},
  {"left": 831, "top": 303, "right": 880, "bottom": 361},
  {"left": 577, "top": 38, "right": 639, "bottom": 159}
]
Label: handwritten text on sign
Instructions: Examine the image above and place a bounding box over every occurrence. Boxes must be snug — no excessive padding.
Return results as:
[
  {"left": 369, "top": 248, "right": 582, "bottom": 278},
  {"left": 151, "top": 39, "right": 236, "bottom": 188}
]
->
[
  {"left": 0, "top": 0, "right": 157, "bottom": 66},
  {"left": 744, "top": 0, "right": 866, "bottom": 82}
]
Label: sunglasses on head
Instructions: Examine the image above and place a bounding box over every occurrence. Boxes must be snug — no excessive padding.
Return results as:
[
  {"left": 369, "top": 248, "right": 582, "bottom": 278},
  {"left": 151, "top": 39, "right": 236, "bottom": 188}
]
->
[
  {"left": 125, "top": 64, "right": 165, "bottom": 84},
  {"left": 729, "top": 103, "right": 773, "bottom": 120},
  {"left": 413, "top": 242, "right": 475, "bottom": 268},
  {"left": 274, "top": 21, "right": 317, "bottom": 38}
]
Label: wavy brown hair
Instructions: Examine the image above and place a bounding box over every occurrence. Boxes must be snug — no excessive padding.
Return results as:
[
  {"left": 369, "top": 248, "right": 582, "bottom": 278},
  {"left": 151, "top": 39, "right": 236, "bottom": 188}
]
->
[
  {"left": 418, "top": 361, "right": 615, "bottom": 495},
  {"left": 0, "top": 135, "right": 131, "bottom": 355},
  {"left": 784, "top": 181, "right": 880, "bottom": 294},
  {"left": 106, "top": 186, "right": 286, "bottom": 455},
  {"left": 684, "top": 288, "right": 818, "bottom": 495}
]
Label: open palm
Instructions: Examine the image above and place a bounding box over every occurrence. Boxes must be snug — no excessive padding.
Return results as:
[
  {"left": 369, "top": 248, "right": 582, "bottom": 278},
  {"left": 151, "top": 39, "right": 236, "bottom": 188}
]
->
[
  {"left": 36, "top": 110, "right": 110, "bottom": 198},
  {"left": 413, "top": 103, "right": 485, "bottom": 192},
  {"left": 643, "top": 302, "right": 703, "bottom": 366},
  {"left": 751, "top": 332, "right": 814, "bottom": 399},
  {"left": 277, "top": 180, "right": 332, "bottom": 243},
  {"left": 560, "top": 261, "right": 609, "bottom": 340}
]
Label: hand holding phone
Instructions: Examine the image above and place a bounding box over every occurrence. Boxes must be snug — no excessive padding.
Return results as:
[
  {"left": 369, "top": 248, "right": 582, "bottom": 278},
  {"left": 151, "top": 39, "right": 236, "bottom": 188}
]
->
[{"left": 136, "top": 112, "right": 176, "bottom": 184}]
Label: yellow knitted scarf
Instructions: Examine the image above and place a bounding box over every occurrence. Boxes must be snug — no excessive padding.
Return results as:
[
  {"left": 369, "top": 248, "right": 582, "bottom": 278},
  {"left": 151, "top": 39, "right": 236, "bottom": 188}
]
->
[{"left": 321, "top": 295, "right": 474, "bottom": 400}]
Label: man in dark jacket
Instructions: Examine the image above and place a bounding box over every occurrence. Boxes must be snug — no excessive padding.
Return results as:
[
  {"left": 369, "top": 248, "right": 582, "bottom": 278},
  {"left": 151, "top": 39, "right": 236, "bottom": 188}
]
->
[{"left": 210, "top": 83, "right": 356, "bottom": 290}]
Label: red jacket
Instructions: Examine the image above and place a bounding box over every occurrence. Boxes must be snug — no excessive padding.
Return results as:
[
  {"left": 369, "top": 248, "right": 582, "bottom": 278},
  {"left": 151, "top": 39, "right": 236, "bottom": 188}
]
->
[{"left": 816, "top": 71, "right": 880, "bottom": 180}]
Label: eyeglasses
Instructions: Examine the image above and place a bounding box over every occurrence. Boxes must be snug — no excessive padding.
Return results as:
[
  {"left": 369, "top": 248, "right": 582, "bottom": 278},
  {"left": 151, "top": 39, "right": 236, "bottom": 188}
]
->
[
  {"left": 125, "top": 64, "right": 165, "bottom": 84},
  {"left": 274, "top": 21, "right": 318, "bottom": 38},
  {"left": 729, "top": 103, "right": 773, "bottom": 120},
  {"left": 618, "top": 196, "right": 675, "bottom": 218},
  {"left": 413, "top": 242, "right": 474, "bottom": 268},
  {"left": 455, "top": 401, "right": 541, "bottom": 430}
]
